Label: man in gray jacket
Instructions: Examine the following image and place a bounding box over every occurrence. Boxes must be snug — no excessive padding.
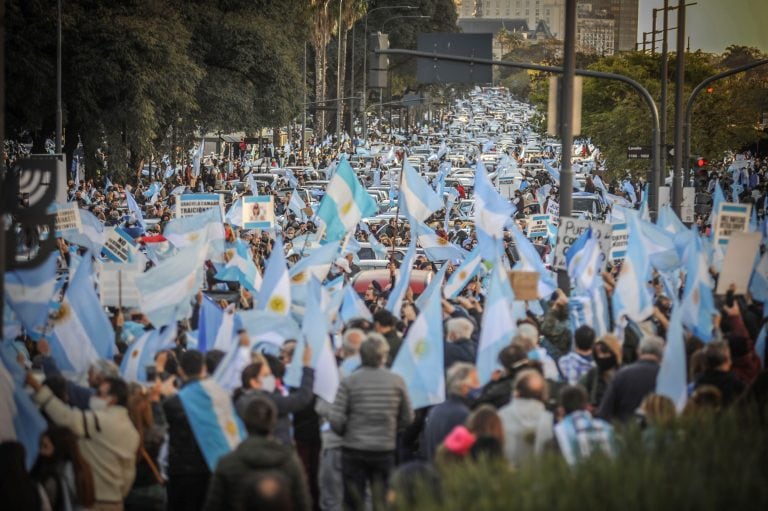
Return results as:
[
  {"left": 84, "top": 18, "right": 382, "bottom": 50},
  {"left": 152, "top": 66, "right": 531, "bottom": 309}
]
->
[{"left": 329, "top": 333, "right": 413, "bottom": 511}]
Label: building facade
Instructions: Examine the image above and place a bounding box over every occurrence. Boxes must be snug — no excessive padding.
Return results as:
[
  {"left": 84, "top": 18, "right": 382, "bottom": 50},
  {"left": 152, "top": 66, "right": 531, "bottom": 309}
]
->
[{"left": 455, "top": 0, "right": 566, "bottom": 39}]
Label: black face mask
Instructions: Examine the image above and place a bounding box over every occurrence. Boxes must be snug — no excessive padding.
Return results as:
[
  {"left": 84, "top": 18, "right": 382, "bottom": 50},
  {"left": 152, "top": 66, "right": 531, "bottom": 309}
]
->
[{"left": 595, "top": 354, "right": 618, "bottom": 371}]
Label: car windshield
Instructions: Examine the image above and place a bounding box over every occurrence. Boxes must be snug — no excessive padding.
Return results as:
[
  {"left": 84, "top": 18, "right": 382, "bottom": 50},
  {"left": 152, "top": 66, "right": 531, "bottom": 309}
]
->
[{"left": 573, "top": 197, "right": 598, "bottom": 214}]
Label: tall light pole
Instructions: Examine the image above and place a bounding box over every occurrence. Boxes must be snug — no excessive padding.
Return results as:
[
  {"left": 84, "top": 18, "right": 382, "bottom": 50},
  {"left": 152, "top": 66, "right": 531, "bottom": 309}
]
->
[
  {"left": 56, "top": 0, "right": 62, "bottom": 153},
  {"left": 361, "top": 5, "right": 418, "bottom": 142},
  {"left": 672, "top": 0, "right": 686, "bottom": 215},
  {"left": 335, "top": 0, "right": 343, "bottom": 145}
]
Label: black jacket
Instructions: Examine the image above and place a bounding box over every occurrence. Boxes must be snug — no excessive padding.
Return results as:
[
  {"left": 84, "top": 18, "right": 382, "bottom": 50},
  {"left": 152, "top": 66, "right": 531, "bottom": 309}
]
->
[
  {"left": 202, "top": 436, "right": 311, "bottom": 511},
  {"left": 444, "top": 338, "right": 477, "bottom": 371},
  {"left": 163, "top": 390, "right": 209, "bottom": 477}
]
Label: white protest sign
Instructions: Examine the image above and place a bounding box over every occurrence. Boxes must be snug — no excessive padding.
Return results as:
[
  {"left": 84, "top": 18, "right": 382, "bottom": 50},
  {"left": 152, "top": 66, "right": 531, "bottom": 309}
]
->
[
  {"left": 175, "top": 193, "right": 224, "bottom": 218},
  {"left": 658, "top": 186, "right": 670, "bottom": 209},
  {"left": 552, "top": 217, "right": 613, "bottom": 270},
  {"left": 242, "top": 196, "right": 275, "bottom": 230},
  {"left": 715, "top": 232, "right": 762, "bottom": 295},
  {"left": 714, "top": 202, "right": 751, "bottom": 246},
  {"left": 53, "top": 203, "right": 82, "bottom": 237},
  {"left": 526, "top": 214, "right": 550, "bottom": 238},
  {"left": 610, "top": 223, "right": 628, "bottom": 262},
  {"left": 546, "top": 200, "right": 560, "bottom": 225},
  {"left": 97, "top": 261, "right": 142, "bottom": 308},
  {"left": 681, "top": 187, "right": 695, "bottom": 223},
  {"left": 102, "top": 227, "right": 140, "bottom": 263}
]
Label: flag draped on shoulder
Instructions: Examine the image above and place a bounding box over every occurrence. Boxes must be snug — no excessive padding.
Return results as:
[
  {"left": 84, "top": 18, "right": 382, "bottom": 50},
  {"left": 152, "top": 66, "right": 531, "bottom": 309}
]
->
[
  {"left": 316, "top": 158, "right": 377, "bottom": 241},
  {"left": 50, "top": 255, "right": 115, "bottom": 373},
  {"left": 178, "top": 378, "right": 245, "bottom": 471},
  {"left": 391, "top": 280, "right": 445, "bottom": 409}
]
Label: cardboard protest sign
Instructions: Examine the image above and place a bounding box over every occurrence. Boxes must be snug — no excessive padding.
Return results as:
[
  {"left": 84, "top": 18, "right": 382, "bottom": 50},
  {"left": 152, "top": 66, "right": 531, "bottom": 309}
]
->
[
  {"left": 52, "top": 203, "right": 82, "bottom": 237},
  {"left": 716, "top": 231, "right": 762, "bottom": 295},
  {"left": 175, "top": 193, "right": 224, "bottom": 218},
  {"left": 546, "top": 200, "right": 560, "bottom": 225},
  {"left": 97, "top": 260, "right": 142, "bottom": 308},
  {"left": 714, "top": 202, "right": 751, "bottom": 246},
  {"left": 526, "top": 214, "right": 549, "bottom": 238},
  {"left": 242, "top": 196, "right": 275, "bottom": 230},
  {"left": 508, "top": 271, "right": 540, "bottom": 301},
  {"left": 552, "top": 217, "right": 612, "bottom": 270}
]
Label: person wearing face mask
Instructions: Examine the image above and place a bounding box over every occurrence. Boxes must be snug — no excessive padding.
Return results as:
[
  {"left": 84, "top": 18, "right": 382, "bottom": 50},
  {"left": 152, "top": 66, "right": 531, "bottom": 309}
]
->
[
  {"left": 235, "top": 345, "right": 314, "bottom": 447},
  {"left": 578, "top": 335, "right": 622, "bottom": 411},
  {"left": 422, "top": 363, "right": 480, "bottom": 460},
  {"left": 26, "top": 372, "right": 140, "bottom": 511}
]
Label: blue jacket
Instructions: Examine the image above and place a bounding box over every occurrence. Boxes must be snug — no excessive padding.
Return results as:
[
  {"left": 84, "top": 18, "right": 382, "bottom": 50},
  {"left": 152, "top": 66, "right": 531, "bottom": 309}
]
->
[{"left": 422, "top": 394, "right": 471, "bottom": 460}]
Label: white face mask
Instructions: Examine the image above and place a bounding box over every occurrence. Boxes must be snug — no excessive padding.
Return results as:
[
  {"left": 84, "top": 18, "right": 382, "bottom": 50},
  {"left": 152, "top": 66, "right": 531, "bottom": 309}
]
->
[
  {"left": 261, "top": 375, "right": 276, "bottom": 393},
  {"left": 89, "top": 396, "right": 108, "bottom": 411}
]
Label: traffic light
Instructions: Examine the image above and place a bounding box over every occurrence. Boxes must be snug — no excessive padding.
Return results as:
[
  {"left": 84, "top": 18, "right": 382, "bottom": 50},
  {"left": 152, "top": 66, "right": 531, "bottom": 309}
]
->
[
  {"left": 368, "top": 32, "right": 389, "bottom": 89},
  {"left": 693, "top": 156, "right": 707, "bottom": 168},
  {"left": 706, "top": 87, "right": 714, "bottom": 94}
]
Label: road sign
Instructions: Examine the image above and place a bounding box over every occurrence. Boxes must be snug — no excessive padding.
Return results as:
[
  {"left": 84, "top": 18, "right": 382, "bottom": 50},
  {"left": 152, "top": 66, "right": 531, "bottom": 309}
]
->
[{"left": 627, "top": 146, "right": 651, "bottom": 160}]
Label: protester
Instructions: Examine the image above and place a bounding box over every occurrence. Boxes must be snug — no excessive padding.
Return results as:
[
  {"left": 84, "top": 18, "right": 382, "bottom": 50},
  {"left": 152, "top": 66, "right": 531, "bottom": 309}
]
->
[{"left": 554, "top": 385, "right": 616, "bottom": 465}]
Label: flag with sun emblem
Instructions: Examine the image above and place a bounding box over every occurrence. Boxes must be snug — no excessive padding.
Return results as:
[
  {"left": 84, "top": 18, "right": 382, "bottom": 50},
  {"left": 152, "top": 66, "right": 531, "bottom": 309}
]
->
[
  {"left": 611, "top": 211, "right": 655, "bottom": 326},
  {"left": 256, "top": 236, "right": 291, "bottom": 316},
  {"left": 415, "top": 263, "right": 448, "bottom": 310},
  {"left": 391, "top": 284, "right": 445, "bottom": 409},
  {"left": 214, "top": 239, "right": 262, "bottom": 293},
  {"left": 443, "top": 245, "right": 483, "bottom": 299},
  {"left": 680, "top": 228, "right": 716, "bottom": 341},
  {"left": 163, "top": 207, "right": 226, "bottom": 262},
  {"left": 474, "top": 161, "right": 514, "bottom": 260},
  {"left": 566, "top": 227, "right": 601, "bottom": 293},
  {"left": 511, "top": 224, "right": 558, "bottom": 298},
  {"left": 316, "top": 158, "right": 377, "bottom": 241},
  {"left": 412, "top": 222, "right": 468, "bottom": 262},
  {"left": 288, "top": 240, "right": 341, "bottom": 286},
  {"left": 385, "top": 240, "right": 417, "bottom": 318},
  {"left": 178, "top": 377, "right": 245, "bottom": 471},
  {"left": 49, "top": 255, "right": 115, "bottom": 373},
  {"left": 400, "top": 159, "right": 444, "bottom": 223},
  {"left": 136, "top": 240, "right": 207, "bottom": 327}
]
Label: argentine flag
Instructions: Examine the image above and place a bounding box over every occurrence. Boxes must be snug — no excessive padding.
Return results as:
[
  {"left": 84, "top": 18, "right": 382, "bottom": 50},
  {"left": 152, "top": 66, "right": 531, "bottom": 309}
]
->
[
  {"left": 476, "top": 258, "right": 525, "bottom": 385},
  {"left": 680, "top": 229, "right": 716, "bottom": 341},
  {"left": 392, "top": 284, "right": 445, "bottom": 409},
  {"left": 339, "top": 284, "right": 373, "bottom": 322},
  {"left": 474, "top": 161, "right": 514, "bottom": 259},
  {"left": 655, "top": 307, "right": 688, "bottom": 411},
  {"left": 284, "top": 278, "right": 340, "bottom": 403},
  {"left": 443, "top": 246, "right": 483, "bottom": 298},
  {"left": 400, "top": 160, "right": 443, "bottom": 223},
  {"left": 569, "top": 288, "right": 610, "bottom": 337},
  {"left": 178, "top": 378, "right": 244, "bottom": 470},
  {"left": 120, "top": 325, "right": 177, "bottom": 383},
  {"left": 225, "top": 199, "right": 242, "bottom": 227},
  {"left": 611, "top": 212, "right": 654, "bottom": 325},
  {"left": 136, "top": 241, "right": 207, "bottom": 327},
  {"left": 316, "top": 158, "right": 377, "bottom": 241},
  {"left": 511, "top": 225, "right": 558, "bottom": 297},
  {"left": 125, "top": 191, "right": 146, "bottom": 232},
  {"left": 415, "top": 263, "right": 448, "bottom": 310},
  {"left": 412, "top": 222, "right": 467, "bottom": 262},
  {"left": 256, "top": 237, "right": 291, "bottom": 316},
  {"left": 215, "top": 240, "right": 262, "bottom": 293},
  {"left": 288, "top": 240, "right": 341, "bottom": 287},
  {"left": 0, "top": 343, "right": 48, "bottom": 470},
  {"left": 385, "top": 241, "right": 417, "bottom": 318},
  {"left": 164, "top": 207, "right": 226, "bottom": 262},
  {"left": 542, "top": 159, "right": 560, "bottom": 184},
  {"left": 4, "top": 252, "right": 58, "bottom": 336},
  {"left": 566, "top": 228, "right": 601, "bottom": 292},
  {"left": 49, "top": 255, "right": 115, "bottom": 373},
  {"left": 63, "top": 209, "right": 106, "bottom": 255}
]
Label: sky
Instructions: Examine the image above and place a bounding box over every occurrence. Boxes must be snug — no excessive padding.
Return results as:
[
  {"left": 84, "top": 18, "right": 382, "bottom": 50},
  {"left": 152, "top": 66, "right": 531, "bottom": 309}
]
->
[{"left": 637, "top": 0, "right": 768, "bottom": 54}]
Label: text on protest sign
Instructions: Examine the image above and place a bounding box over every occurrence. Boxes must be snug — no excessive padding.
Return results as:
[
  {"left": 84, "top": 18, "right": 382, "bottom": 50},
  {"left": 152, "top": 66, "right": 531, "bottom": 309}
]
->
[
  {"left": 52, "top": 203, "right": 82, "bottom": 237},
  {"left": 526, "top": 214, "right": 550, "bottom": 238},
  {"left": 714, "top": 202, "right": 751, "bottom": 246},
  {"left": 175, "top": 193, "right": 224, "bottom": 218},
  {"left": 242, "top": 196, "right": 276, "bottom": 230},
  {"left": 610, "top": 223, "right": 628, "bottom": 262},
  {"left": 546, "top": 200, "right": 560, "bottom": 225},
  {"left": 552, "top": 217, "right": 612, "bottom": 271},
  {"left": 102, "top": 227, "right": 139, "bottom": 263}
]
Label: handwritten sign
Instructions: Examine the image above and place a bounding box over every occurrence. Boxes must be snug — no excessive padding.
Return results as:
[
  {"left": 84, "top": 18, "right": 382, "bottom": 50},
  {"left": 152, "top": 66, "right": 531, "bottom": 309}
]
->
[
  {"left": 175, "top": 193, "right": 224, "bottom": 218},
  {"left": 552, "top": 217, "right": 612, "bottom": 270},
  {"left": 53, "top": 203, "right": 82, "bottom": 237},
  {"left": 714, "top": 202, "right": 751, "bottom": 246},
  {"left": 102, "top": 227, "right": 139, "bottom": 263},
  {"left": 526, "top": 214, "right": 550, "bottom": 238}
]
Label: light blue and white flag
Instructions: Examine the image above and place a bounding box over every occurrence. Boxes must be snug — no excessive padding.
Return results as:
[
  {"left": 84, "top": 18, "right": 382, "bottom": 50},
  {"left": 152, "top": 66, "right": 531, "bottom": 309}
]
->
[
  {"left": 125, "top": 191, "right": 146, "bottom": 232},
  {"left": 284, "top": 278, "right": 340, "bottom": 403},
  {"left": 639, "top": 217, "right": 681, "bottom": 272},
  {"left": 476, "top": 258, "right": 524, "bottom": 385},
  {"left": 708, "top": 181, "right": 726, "bottom": 229},
  {"left": 639, "top": 183, "right": 650, "bottom": 221},
  {"left": 542, "top": 159, "right": 560, "bottom": 184},
  {"left": 680, "top": 229, "right": 716, "bottom": 341},
  {"left": 215, "top": 240, "right": 262, "bottom": 293},
  {"left": 135, "top": 241, "right": 206, "bottom": 327},
  {"left": 192, "top": 140, "right": 205, "bottom": 178},
  {"left": 163, "top": 207, "right": 226, "bottom": 262},
  {"left": 49, "top": 255, "right": 115, "bottom": 373},
  {"left": 569, "top": 288, "right": 610, "bottom": 337},
  {"left": 0, "top": 343, "right": 48, "bottom": 469},
  {"left": 316, "top": 158, "right": 377, "bottom": 241},
  {"left": 611, "top": 211, "right": 654, "bottom": 325},
  {"left": 120, "top": 325, "right": 177, "bottom": 383},
  {"left": 197, "top": 295, "right": 222, "bottom": 353},
  {"left": 392, "top": 284, "right": 445, "bottom": 409},
  {"left": 339, "top": 285, "right": 373, "bottom": 323},
  {"left": 225, "top": 199, "right": 243, "bottom": 227},
  {"left": 143, "top": 182, "right": 160, "bottom": 199},
  {"left": 656, "top": 306, "right": 688, "bottom": 411},
  {"left": 4, "top": 252, "right": 58, "bottom": 336},
  {"left": 288, "top": 240, "right": 341, "bottom": 287},
  {"left": 104, "top": 177, "right": 113, "bottom": 193},
  {"left": 178, "top": 378, "right": 244, "bottom": 470},
  {"left": 566, "top": 228, "right": 602, "bottom": 292},
  {"left": 385, "top": 241, "right": 417, "bottom": 318},
  {"left": 412, "top": 222, "right": 467, "bottom": 262},
  {"left": 474, "top": 161, "right": 514, "bottom": 260},
  {"left": 64, "top": 208, "right": 107, "bottom": 255},
  {"left": 443, "top": 246, "right": 483, "bottom": 299},
  {"left": 415, "top": 263, "right": 448, "bottom": 310},
  {"left": 756, "top": 325, "right": 766, "bottom": 367},
  {"left": 400, "top": 160, "right": 443, "bottom": 223},
  {"left": 749, "top": 250, "right": 768, "bottom": 305},
  {"left": 621, "top": 180, "right": 637, "bottom": 205},
  {"left": 256, "top": 237, "right": 291, "bottom": 315},
  {"left": 288, "top": 189, "right": 307, "bottom": 219}
]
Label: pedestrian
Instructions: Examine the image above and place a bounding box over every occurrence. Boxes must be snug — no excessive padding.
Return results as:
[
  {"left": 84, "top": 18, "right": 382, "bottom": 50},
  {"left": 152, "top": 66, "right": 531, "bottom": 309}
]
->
[
  {"left": 558, "top": 325, "right": 596, "bottom": 385},
  {"left": 554, "top": 385, "right": 616, "bottom": 466}
]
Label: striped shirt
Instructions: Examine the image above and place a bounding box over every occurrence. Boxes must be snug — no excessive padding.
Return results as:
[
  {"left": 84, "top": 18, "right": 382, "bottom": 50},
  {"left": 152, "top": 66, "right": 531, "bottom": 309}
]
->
[{"left": 554, "top": 410, "right": 616, "bottom": 466}]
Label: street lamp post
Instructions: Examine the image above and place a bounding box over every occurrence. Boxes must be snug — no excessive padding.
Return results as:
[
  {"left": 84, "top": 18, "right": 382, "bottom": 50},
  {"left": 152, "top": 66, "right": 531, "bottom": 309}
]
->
[
  {"left": 56, "top": 0, "right": 62, "bottom": 154},
  {"left": 361, "top": 5, "right": 418, "bottom": 142}
]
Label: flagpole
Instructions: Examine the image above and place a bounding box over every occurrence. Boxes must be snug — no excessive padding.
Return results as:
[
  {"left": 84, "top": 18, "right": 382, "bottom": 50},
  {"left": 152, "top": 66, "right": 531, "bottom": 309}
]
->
[
  {"left": 391, "top": 149, "right": 405, "bottom": 257},
  {"left": 118, "top": 269, "right": 123, "bottom": 311}
]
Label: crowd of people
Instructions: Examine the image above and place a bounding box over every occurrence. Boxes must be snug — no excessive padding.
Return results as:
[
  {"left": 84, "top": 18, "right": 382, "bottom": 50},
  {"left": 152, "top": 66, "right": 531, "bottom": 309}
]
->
[{"left": 3, "top": 88, "right": 768, "bottom": 511}]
